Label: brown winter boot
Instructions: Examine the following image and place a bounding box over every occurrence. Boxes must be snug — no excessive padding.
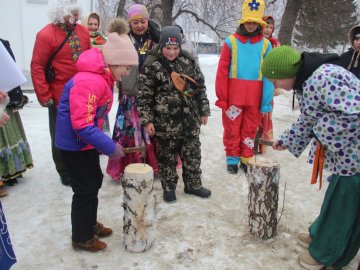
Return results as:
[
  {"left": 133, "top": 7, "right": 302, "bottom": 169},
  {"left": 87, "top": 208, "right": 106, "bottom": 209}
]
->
[
  {"left": 298, "top": 250, "right": 324, "bottom": 270},
  {"left": 93, "top": 222, "right": 113, "bottom": 238},
  {"left": 72, "top": 236, "right": 107, "bottom": 252},
  {"left": 0, "top": 187, "right": 8, "bottom": 198},
  {"left": 297, "top": 233, "right": 312, "bottom": 248}
]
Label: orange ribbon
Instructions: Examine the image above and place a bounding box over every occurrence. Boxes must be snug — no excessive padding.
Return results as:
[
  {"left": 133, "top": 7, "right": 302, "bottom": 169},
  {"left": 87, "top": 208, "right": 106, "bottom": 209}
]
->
[{"left": 310, "top": 141, "right": 326, "bottom": 190}]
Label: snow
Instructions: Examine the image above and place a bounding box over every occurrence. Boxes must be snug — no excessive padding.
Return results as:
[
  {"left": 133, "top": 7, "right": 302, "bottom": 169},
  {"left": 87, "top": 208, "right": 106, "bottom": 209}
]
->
[{"left": 2, "top": 54, "right": 359, "bottom": 270}]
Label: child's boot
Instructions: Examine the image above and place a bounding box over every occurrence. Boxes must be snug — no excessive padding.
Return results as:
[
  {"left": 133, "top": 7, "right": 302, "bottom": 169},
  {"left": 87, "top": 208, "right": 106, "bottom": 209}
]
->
[
  {"left": 163, "top": 191, "right": 176, "bottom": 203},
  {"left": 298, "top": 250, "right": 324, "bottom": 270},
  {"left": 184, "top": 187, "right": 211, "bottom": 198},
  {"left": 72, "top": 236, "right": 107, "bottom": 252},
  {"left": 227, "top": 164, "right": 238, "bottom": 174},
  {"left": 94, "top": 222, "right": 113, "bottom": 238},
  {"left": 297, "top": 233, "right": 312, "bottom": 248}
]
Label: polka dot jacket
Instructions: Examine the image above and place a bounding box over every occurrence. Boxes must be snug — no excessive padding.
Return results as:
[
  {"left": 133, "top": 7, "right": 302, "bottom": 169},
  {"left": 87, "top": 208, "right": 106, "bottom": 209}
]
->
[{"left": 278, "top": 64, "right": 360, "bottom": 176}]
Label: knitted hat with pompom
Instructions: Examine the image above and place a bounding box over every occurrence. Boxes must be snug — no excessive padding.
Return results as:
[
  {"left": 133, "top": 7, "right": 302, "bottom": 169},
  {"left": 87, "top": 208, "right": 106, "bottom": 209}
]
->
[
  {"left": 102, "top": 18, "right": 138, "bottom": 66},
  {"left": 261, "top": 45, "right": 301, "bottom": 79}
]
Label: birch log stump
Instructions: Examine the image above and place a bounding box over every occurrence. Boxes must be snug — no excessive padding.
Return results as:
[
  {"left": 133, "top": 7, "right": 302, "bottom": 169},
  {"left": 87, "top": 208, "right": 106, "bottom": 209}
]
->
[
  {"left": 122, "top": 163, "right": 156, "bottom": 252},
  {"left": 247, "top": 157, "right": 280, "bottom": 239}
]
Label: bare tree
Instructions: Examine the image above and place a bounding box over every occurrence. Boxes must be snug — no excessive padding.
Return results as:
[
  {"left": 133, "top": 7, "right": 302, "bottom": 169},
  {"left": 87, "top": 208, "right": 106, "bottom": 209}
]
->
[
  {"left": 278, "top": 0, "right": 302, "bottom": 45},
  {"left": 103, "top": 0, "right": 285, "bottom": 42}
]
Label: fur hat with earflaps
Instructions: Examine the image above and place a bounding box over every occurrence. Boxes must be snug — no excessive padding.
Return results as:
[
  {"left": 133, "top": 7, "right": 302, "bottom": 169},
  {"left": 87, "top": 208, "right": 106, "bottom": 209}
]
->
[
  {"left": 102, "top": 18, "right": 138, "bottom": 66},
  {"left": 347, "top": 25, "right": 360, "bottom": 68},
  {"left": 238, "top": 0, "right": 267, "bottom": 26}
]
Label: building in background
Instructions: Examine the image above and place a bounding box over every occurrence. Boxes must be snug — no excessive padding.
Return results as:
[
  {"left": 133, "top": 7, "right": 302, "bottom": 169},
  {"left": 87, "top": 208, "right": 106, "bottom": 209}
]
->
[
  {"left": 0, "top": 0, "right": 94, "bottom": 89},
  {"left": 189, "top": 33, "right": 220, "bottom": 54}
]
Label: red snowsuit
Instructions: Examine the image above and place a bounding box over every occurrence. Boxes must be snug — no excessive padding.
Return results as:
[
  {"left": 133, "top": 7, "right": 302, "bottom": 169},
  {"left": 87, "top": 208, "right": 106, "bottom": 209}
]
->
[{"left": 215, "top": 33, "right": 273, "bottom": 160}]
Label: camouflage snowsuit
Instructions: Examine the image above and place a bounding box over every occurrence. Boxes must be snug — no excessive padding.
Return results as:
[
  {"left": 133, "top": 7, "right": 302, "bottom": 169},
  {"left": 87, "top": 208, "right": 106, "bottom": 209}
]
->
[{"left": 137, "top": 46, "right": 210, "bottom": 191}]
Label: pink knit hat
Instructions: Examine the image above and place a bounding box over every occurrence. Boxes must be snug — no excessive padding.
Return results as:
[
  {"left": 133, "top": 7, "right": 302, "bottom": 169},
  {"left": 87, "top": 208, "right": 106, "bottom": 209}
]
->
[
  {"left": 127, "top": 4, "right": 149, "bottom": 21},
  {"left": 102, "top": 33, "right": 138, "bottom": 66}
]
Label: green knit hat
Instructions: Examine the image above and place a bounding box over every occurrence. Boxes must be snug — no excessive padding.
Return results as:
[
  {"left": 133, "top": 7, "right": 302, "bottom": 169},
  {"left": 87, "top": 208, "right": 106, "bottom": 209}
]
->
[{"left": 261, "top": 45, "right": 302, "bottom": 79}]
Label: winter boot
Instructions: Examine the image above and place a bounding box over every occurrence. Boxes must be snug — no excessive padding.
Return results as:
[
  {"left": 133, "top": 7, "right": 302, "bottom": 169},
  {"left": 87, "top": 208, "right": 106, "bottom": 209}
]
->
[
  {"left": 94, "top": 222, "right": 113, "bottom": 238},
  {"left": 227, "top": 164, "right": 238, "bottom": 174},
  {"left": 184, "top": 187, "right": 211, "bottom": 198},
  {"left": 72, "top": 236, "right": 107, "bottom": 252},
  {"left": 298, "top": 250, "right": 324, "bottom": 270},
  {"left": 163, "top": 191, "right": 176, "bottom": 203},
  {"left": 0, "top": 187, "right": 8, "bottom": 198},
  {"left": 297, "top": 233, "right": 312, "bottom": 248},
  {"left": 239, "top": 162, "right": 248, "bottom": 174}
]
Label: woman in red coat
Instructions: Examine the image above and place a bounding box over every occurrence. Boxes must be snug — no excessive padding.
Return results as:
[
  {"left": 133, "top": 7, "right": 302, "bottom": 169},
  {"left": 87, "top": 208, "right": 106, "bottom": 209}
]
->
[{"left": 31, "top": 0, "right": 91, "bottom": 186}]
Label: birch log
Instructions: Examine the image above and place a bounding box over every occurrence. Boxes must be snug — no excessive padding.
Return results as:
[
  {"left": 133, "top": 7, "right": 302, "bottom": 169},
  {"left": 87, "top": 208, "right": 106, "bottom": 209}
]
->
[
  {"left": 247, "top": 157, "right": 280, "bottom": 239},
  {"left": 122, "top": 163, "right": 156, "bottom": 252}
]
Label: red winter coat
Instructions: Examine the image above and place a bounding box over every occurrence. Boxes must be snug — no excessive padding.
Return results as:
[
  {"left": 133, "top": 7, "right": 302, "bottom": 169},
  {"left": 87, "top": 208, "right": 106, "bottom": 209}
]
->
[{"left": 31, "top": 23, "right": 91, "bottom": 105}]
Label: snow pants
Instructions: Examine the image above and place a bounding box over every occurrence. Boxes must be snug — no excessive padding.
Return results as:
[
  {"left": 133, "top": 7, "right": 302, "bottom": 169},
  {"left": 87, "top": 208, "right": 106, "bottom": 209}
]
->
[
  {"left": 61, "top": 149, "right": 103, "bottom": 243},
  {"left": 222, "top": 105, "right": 261, "bottom": 160},
  {"left": 157, "top": 136, "right": 202, "bottom": 192},
  {"left": 309, "top": 174, "right": 360, "bottom": 269}
]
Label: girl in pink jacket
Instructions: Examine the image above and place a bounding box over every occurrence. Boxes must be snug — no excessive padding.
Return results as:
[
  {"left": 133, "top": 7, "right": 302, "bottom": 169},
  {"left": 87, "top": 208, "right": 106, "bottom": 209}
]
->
[{"left": 55, "top": 18, "right": 138, "bottom": 252}]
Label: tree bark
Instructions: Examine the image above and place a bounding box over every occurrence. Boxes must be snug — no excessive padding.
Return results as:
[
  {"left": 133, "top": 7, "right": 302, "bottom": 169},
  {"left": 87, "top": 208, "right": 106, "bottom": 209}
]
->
[
  {"left": 278, "top": 0, "right": 302, "bottom": 45},
  {"left": 161, "top": 0, "right": 175, "bottom": 26},
  {"left": 247, "top": 158, "right": 280, "bottom": 240},
  {"left": 122, "top": 163, "right": 156, "bottom": 252},
  {"left": 116, "top": 0, "right": 127, "bottom": 18}
]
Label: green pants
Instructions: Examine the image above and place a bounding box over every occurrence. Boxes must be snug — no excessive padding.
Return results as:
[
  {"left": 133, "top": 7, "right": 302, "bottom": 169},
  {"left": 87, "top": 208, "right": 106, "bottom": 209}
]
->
[{"left": 309, "top": 174, "right": 360, "bottom": 269}]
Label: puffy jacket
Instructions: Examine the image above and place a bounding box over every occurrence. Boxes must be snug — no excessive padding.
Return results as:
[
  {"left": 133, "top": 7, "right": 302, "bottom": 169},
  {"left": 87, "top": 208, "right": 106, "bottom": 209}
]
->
[
  {"left": 31, "top": 23, "right": 91, "bottom": 105},
  {"left": 55, "top": 48, "right": 116, "bottom": 155}
]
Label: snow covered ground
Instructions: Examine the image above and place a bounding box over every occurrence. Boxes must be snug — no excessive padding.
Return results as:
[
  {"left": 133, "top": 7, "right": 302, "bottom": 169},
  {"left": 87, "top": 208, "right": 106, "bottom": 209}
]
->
[{"left": 3, "top": 54, "right": 359, "bottom": 269}]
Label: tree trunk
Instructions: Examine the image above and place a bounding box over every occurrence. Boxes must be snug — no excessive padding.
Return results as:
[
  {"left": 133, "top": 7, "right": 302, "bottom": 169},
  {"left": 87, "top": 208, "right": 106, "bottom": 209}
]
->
[
  {"left": 161, "top": 0, "right": 175, "bottom": 26},
  {"left": 122, "top": 163, "right": 156, "bottom": 252},
  {"left": 116, "top": 0, "right": 127, "bottom": 18},
  {"left": 278, "top": 0, "right": 302, "bottom": 45},
  {"left": 247, "top": 158, "right": 280, "bottom": 240}
]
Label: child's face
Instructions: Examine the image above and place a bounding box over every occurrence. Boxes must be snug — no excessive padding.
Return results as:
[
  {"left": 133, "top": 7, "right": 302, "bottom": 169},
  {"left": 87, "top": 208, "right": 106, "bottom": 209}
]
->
[
  {"left": 109, "top": 65, "right": 132, "bottom": 80},
  {"left": 130, "top": 19, "right": 149, "bottom": 36},
  {"left": 354, "top": 38, "right": 360, "bottom": 52},
  {"left": 162, "top": 45, "right": 180, "bottom": 61},
  {"left": 270, "top": 77, "right": 296, "bottom": 91},
  {"left": 88, "top": 17, "right": 99, "bottom": 32},
  {"left": 244, "top": 22, "right": 259, "bottom": 33},
  {"left": 263, "top": 24, "right": 274, "bottom": 38}
]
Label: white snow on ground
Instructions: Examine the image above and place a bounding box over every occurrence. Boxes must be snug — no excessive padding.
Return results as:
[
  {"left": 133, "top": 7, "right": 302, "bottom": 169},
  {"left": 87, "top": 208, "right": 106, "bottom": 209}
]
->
[{"left": 2, "top": 54, "right": 359, "bottom": 270}]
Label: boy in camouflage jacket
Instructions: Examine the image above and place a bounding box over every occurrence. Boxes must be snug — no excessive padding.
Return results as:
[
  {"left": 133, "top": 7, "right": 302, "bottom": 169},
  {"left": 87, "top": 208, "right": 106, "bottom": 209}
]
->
[{"left": 137, "top": 26, "right": 211, "bottom": 203}]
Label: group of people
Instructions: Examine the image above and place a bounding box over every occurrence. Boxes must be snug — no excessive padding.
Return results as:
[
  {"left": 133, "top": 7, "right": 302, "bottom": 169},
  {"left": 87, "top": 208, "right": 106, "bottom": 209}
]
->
[
  {"left": 0, "top": 0, "right": 358, "bottom": 269},
  {"left": 215, "top": 0, "right": 359, "bottom": 269},
  {"left": 28, "top": 0, "right": 210, "bottom": 254}
]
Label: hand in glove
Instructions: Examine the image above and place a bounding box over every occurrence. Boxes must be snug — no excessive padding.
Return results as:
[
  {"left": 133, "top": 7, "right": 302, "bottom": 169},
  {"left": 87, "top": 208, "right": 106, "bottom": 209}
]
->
[{"left": 109, "top": 144, "right": 125, "bottom": 159}]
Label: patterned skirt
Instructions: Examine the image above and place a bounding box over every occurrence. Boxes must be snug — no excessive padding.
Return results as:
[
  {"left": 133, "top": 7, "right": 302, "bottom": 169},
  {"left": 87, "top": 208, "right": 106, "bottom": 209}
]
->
[
  {"left": 0, "top": 109, "right": 33, "bottom": 181},
  {"left": 106, "top": 96, "right": 158, "bottom": 181}
]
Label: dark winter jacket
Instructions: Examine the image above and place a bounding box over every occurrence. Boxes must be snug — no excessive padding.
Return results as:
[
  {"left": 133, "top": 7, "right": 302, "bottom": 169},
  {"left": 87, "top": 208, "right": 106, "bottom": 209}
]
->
[
  {"left": 137, "top": 45, "right": 210, "bottom": 139},
  {"left": 339, "top": 48, "right": 360, "bottom": 79},
  {"left": 129, "top": 20, "right": 160, "bottom": 70},
  {"left": 0, "top": 38, "right": 26, "bottom": 109},
  {"left": 339, "top": 25, "right": 360, "bottom": 79},
  {"left": 294, "top": 52, "right": 340, "bottom": 93}
]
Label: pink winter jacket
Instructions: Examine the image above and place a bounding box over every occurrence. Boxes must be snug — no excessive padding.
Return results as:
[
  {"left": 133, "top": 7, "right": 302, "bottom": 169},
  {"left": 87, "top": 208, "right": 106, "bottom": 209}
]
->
[{"left": 55, "top": 48, "right": 116, "bottom": 155}]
